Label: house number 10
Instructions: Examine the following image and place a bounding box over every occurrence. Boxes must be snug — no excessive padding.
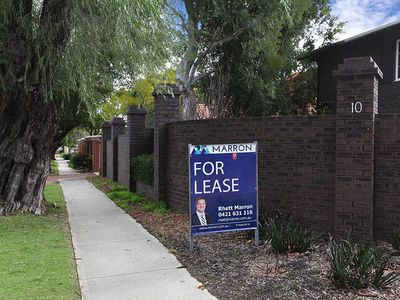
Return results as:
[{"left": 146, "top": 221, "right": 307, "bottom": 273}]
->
[{"left": 351, "top": 101, "right": 363, "bottom": 113}]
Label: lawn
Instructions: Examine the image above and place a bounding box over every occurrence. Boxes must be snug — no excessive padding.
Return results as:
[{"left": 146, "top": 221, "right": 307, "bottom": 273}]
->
[
  {"left": 50, "top": 159, "right": 59, "bottom": 176},
  {"left": 0, "top": 184, "right": 80, "bottom": 299}
]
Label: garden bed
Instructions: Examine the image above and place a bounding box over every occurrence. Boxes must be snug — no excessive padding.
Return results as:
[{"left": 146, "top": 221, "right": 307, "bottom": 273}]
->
[{"left": 128, "top": 207, "right": 400, "bottom": 300}]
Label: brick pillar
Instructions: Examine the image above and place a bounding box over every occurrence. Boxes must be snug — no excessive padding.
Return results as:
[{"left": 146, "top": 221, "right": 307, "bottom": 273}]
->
[
  {"left": 92, "top": 138, "right": 101, "bottom": 173},
  {"left": 334, "top": 57, "right": 383, "bottom": 240},
  {"left": 110, "top": 117, "right": 126, "bottom": 182},
  {"left": 153, "top": 84, "right": 182, "bottom": 201},
  {"left": 126, "top": 105, "right": 147, "bottom": 191},
  {"left": 101, "top": 122, "right": 111, "bottom": 177}
]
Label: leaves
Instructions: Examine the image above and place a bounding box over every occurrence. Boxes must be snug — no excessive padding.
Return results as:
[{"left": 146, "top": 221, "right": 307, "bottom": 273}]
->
[
  {"left": 266, "top": 213, "right": 320, "bottom": 254},
  {"left": 194, "top": 0, "right": 343, "bottom": 117},
  {"left": 1, "top": 0, "right": 175, "bottom": 117},
  {"left": 328, "top": 238, "right": 400, "bottom": 290}
]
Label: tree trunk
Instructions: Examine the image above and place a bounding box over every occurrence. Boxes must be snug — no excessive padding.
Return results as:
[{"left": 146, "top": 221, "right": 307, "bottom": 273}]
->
[
  {"left": 182, "top": 87, "right": 197, "bottom": 120},
  {"left": 0, "top": 89, "right": 61, "bottom": 215}
]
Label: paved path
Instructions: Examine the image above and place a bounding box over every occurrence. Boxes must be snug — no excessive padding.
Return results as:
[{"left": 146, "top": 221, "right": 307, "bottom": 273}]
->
[
  {"left": 59, "top": 163, "right": 215, "bottom": 299},
  {"left": 57, "top": 156, "right": 80, "bottom": 176},
  {"left": 47, "top": 157, "right": 86, "bottom": 183}
]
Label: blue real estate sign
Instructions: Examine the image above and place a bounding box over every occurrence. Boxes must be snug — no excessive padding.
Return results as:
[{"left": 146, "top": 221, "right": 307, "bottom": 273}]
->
[{"left": 189, "top": 143, "right": 258, "bottom": 237}]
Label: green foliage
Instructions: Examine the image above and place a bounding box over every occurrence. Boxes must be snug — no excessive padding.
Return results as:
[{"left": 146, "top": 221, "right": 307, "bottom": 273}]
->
[
  {"left": 193, "top": 0, "right": 343, "bottom": 117},
  {"left": 62, "top": 153, "right": 71, "bottom": 160},
  {"left": 328, "top": 238, "right": 400, "bottom": 289},
  {"left": 49, "top": 160, "right": 59, "bottom": 176},
  {"left": 266, "top": 213, "right": 319, "bottom": 254},
  {"left": 1, "top": 0, "right": 175, "bottom": 137},
  {"left": 100, "top": 69, "right": 176, "bottom": 125},
  {"left": 69, "top": 153, "right": 91, "bottom": 170},
  {"left": 270, "top": 65, "right": 318, "bottom": 115},
  {"left": 61, "top": 129, "right": 85, "bottom": 147},
  {"left": 131, "top": 154, "right": 154, "bottom": 186},
  {"left": 0, "top": 184, "right": 79, "bottom": 299},
  {"left": 391, "top": 232, "right": 400, "bottom": 254}
]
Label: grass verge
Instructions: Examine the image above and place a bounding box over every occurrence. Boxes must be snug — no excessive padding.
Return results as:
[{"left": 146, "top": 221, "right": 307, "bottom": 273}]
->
[
  {"left": 49, "top": 160, "right": 59, "bottom": 176},
  {"left": 0, "top": 184, "right": 80, "bottom": 299},
  {"left": 88, "top": 175, "right": 168, "bottom": 214}
]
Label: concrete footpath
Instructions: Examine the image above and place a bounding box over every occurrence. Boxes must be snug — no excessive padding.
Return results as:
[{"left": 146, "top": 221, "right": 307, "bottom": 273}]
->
[
  {"left": 60, "top": 169, "right": 216, "bottom": 299},
  {"left": 47, "top": 157, "right": 85, "bottom": 183}
]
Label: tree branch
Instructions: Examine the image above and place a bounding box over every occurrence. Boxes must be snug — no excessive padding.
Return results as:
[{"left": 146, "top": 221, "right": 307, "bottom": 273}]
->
[
  {"left": 1, "top": 1, "right": 33, "bottom": 81},
  {"left": 188, "top": 20, "right": 256, "bottom": 85},
  {"left": 189, "top": 69, "right": 215, "bottom": 88},
  {"left": 165, "top": 2, "right": 188, "bottom": 33},
  {"left": 39, "top": 0, "right": 72, "bottom": 52}
]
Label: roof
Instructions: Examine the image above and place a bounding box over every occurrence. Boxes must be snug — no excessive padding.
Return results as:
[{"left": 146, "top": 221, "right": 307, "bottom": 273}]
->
[{"left": 299, "top": 20, "right": 400, "bottom": 60}]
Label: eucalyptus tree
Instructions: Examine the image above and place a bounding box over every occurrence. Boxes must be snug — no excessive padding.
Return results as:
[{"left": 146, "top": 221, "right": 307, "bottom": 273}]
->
[
  {"left": 167, "top": 0, "right": 297, "bottom": 119},
  {"left": 0, "top": 0, "right": 172, "bottom": 215},
  {"left": 168, "top": 0, "right": 341, "bottom": 119}
]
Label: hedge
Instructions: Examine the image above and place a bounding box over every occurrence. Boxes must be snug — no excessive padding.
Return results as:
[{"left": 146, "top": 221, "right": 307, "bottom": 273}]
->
[
  {"left": 131, "top": 154, "right": 153, "bottom": 186},
  {"left": 69, "top": 153, "right": 91, "bottom": 170}
]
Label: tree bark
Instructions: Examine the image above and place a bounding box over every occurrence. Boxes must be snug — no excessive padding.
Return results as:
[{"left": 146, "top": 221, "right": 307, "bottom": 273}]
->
[
  {"left": 182, "top": 87, "right": 197, "bottom": 120},
  {"left": 0, "top": 87, "right": 61, "bottom": 215}
]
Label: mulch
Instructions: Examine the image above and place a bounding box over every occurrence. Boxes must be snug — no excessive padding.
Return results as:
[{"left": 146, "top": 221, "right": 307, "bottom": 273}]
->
[{"left": 128, "top": 205, "right": 400, "bottom": 300}]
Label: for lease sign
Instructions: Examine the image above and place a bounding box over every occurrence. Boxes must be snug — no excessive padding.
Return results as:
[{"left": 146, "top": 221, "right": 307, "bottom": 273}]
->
[{"left": 189, "top": 143, "right": 258, "bottom": 236}]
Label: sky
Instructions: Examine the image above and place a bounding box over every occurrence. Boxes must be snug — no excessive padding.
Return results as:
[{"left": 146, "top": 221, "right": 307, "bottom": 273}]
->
[{"left": 331, "top": 0, "right": 400, "bottom": 40}]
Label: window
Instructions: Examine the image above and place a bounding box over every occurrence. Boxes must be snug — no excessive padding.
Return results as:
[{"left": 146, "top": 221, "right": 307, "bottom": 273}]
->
[{"left": 396, "top": 39, "right": 400, "bottom": 81}]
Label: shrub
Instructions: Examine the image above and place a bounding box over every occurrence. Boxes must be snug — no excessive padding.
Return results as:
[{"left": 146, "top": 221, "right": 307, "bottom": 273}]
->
[
  {"left": 391, "top": 232, "right": 400, "bottom": 254},
  {"left": 328, "top": 238, "right": 399, "bottom": 289},
  {"left": 266, "top": 213, "right": 319, "bottom": 254},
  {"left": 62, "top": 153, "right": 71, "bottom": 160},
  {"left": 69, "top": 153, "right": 91, "bottom": 170},
  {"left": 131, "top": 154, "right": 153, "bottom": 185}
]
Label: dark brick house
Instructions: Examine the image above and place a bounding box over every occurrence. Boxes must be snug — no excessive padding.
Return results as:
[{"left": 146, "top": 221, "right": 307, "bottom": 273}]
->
[{"left": 300, "top": 20, "right": 400, "bottom": 112}]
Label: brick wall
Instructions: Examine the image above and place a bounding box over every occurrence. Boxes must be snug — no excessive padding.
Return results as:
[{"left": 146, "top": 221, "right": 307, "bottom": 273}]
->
[
  {"left": 118, "top": 135, "right": 130, "bottom": 188},
  {"left": 333, "top": 57, "right": 382, "bottom": 240},
  {"left": 106, "top": 141, "right": 113, "bottom": 181},
  {"left": 126, "top": 106, "right": 154, "bottom": 157},
  {"left": 153, "top": 85, "right": 181, "bottom": 200},
  {"left": 77, "top": 137, "right": 101, "bottom": 172},
  {"left": 374, "top": 113, "right": 400, "bottom": 239},
  {"left": 110, "top": 106, "right": 155, "bottom": 191},
  {"left": 91, "top": 139, "right": 101, "bottom": 172},
  {"left": 125, "top": 106, "right": 154, "bottom": 191},
  {"left": 166, "top": 116, "right": 336, "bottom": 232},
  {"left": 380, "top": 81, "right": 400, "bottom": 113},
  {"left": 99, "top": 58, "right": 400, "bottom": 240},
  {"left": 136, "top": 181, "right": 156, "bottom": 200},
  {"left": 78, "top": 140, "right": 86, "bottom": 154},
  {"left": 110, "top": 118, "right": 126, "bottom": 182},
  {"left": 101, "top": 122, "right": 111, "bottom": 177}
]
